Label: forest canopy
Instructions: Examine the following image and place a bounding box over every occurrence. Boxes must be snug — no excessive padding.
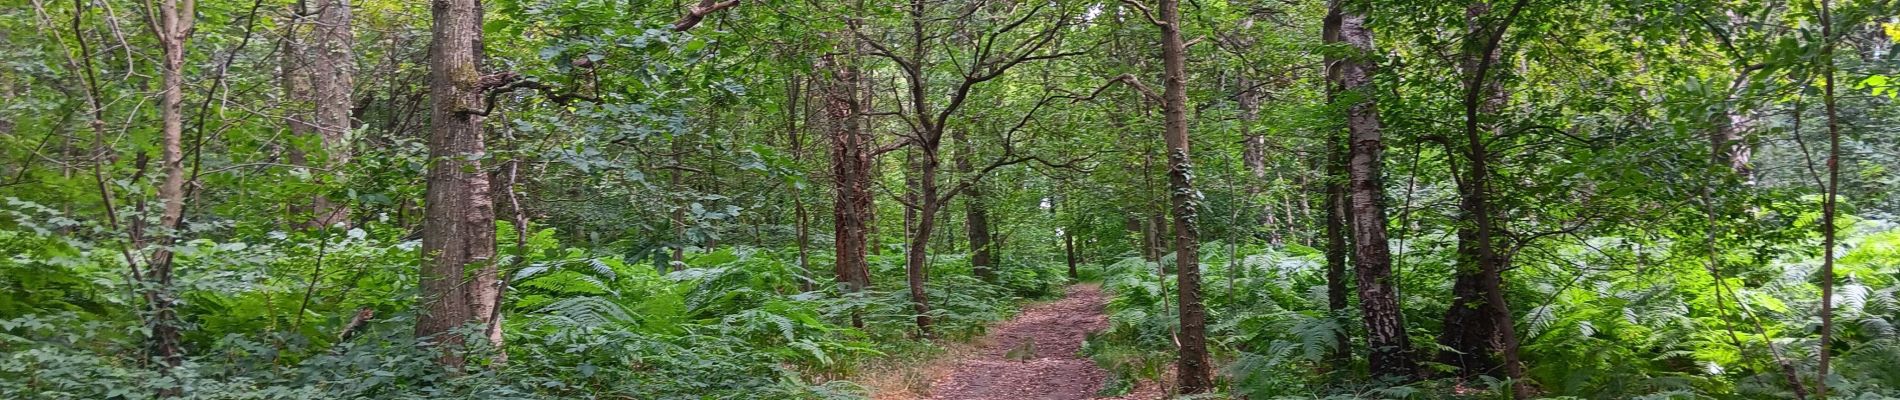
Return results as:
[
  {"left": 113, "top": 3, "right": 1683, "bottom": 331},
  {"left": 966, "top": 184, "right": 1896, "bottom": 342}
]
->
[{"left": 2, "top": 0, "right": 1899, "bottom": 398}]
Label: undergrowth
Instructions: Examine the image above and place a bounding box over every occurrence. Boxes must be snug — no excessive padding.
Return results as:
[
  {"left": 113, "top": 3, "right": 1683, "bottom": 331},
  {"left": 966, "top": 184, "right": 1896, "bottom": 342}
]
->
[
  {"left": 0, "top": 217, "right": 1072, "bottom": 399},
  {"left": 1087, "top": 222, "right": 1900, "bottom": 399}
]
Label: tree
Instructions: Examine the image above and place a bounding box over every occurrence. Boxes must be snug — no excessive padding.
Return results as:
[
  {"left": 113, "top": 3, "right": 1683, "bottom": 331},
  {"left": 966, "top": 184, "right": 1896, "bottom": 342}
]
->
[
  {"left": 853, "top": 0, "right": 1079, "bottom": 333},
  {"left": 141, "top": 0, "right": 197, "bottom": 390},
  {"left": 416, "top": 0, "right": 501, "bottom": 368},
  {"left": 1160, "top": 0, "right": 1212, "bottom": 390},
  {"left": 1329, "top": 0, "right": 1414, "bottom": 379},
  {"left": 955, "top": 127, "right": 995, "bottom": 281},
  {"left": 1320, "top": 2, "right": 1353, "bottom": 370},
  {"left": 1816, "top": 0, "right": 1842, "bottom": 396},
  {"left": 283, "top": 0, "right": 355, "bottom": 229},
  {"left": 1147, "top": 0, "right": 1214, "bottom": 391},
  {"left": 1435, "top": 1, "right": 1530, "bottom": 394},
  {"left": 818, "top": 32, "right": 874, "bottom": 309}
]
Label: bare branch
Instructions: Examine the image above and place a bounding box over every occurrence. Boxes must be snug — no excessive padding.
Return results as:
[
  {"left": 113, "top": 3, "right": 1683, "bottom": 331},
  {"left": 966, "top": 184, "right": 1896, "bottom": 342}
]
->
[
  {"left": 1121, "top": 0, "right": 1165, "bottom": 27},
  {"left": 1073, "top": 74, "right": 1161, "bottom": 104},
  {"left": 672, "top": 0, "right": 739, "bottom": 31},
  {"left": 872, "top": 137, "right": 912, "bottom": 156}
]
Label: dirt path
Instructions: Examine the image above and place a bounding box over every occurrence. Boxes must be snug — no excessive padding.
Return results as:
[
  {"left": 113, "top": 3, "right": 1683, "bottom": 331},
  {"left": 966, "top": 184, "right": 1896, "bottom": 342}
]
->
[{"left": 920, "top": 284, "right": 1163, "bottom": 400}]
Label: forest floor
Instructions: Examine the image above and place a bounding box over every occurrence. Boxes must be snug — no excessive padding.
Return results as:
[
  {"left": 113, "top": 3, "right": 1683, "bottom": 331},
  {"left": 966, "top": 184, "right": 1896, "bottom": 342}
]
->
[{"left": 870, "top": 284, "right": 1166, "bottom": 400}]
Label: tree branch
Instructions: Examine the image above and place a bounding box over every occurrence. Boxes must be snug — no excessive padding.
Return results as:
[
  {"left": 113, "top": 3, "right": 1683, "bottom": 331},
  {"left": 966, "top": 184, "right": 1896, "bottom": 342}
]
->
[
  {"left": 1121, "top": 0, "right": 1165, "bottom": 27},
  {"left": 1074, "top": 73, "right": 1162, "bottom": 104},
  {"left": 672, "top": 0, "right": 739, "bottom": 32}
]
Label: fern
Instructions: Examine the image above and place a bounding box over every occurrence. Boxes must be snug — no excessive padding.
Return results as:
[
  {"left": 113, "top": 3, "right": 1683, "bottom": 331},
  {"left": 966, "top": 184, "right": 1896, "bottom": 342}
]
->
[{"left": 537, "top": 296, "right": 634, "bottom": 329}]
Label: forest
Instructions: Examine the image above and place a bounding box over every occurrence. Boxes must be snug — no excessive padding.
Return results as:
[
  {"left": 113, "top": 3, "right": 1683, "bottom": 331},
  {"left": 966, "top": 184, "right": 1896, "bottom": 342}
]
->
[{"left": 2, "top": 0, "right": 1899, "bottom": 398}]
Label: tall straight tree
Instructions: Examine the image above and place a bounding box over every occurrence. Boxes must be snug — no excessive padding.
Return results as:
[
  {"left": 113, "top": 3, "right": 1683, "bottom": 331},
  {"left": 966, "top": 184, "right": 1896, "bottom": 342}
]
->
[
  {"left": 142, "top": 0, "right": 197, "bottom": 390},
  {"left": 1816, "top": 0, "right": 1842, "bottom": 396},
  {"left": 283, "top": 0, "right": 355, "bottom": 228},
  {"left": 954, "top": 127, "right": 995, "bottom": 281},
  {"left": 1328, "top": 0, "right": 1415, "bottom": 378},
  {"left": 1320, "top": 3, "right": 1353, "bottom": 369},
  {"left": 1139, "top": 0, "right": 1214, "bottom": 392},
  {"left": 1238, "top": 81, "right": 1282, "bottom": 246},
  {"left": 416, "top": 0, "right": 501, "bottom": 368},
  {"left": 818, "top": 33, "right": 873, "bottom": 306}
]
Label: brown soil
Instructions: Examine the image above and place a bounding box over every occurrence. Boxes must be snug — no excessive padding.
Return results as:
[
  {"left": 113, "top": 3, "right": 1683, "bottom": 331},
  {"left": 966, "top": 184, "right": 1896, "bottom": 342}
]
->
[{"left": 912, "top": 284, "right": 1166, "bottom": 400}]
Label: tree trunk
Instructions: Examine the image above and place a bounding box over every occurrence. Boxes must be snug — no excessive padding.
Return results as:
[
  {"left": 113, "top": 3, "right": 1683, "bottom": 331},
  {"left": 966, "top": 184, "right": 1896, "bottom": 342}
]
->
[
  {"left": 818, "top": 43, "right": 872, "bottom": 303},
  {"left": 1157, "top": 0, "right": 1211, "bottom": 392},
  {"left": 1442, "top": 1, "right": 1531, "bottom": 395},
  {"left": 954, "top": 128, "right": 994, "bottom": 281},
  {"left": 283, "top": 12, "right": 317, "bottom": 226},
  {"left": 1321, "top": 4, "right": 1353, "bottom": 367},
  {"left": 789, "top": 74, "right": 814, "bottom": 292},
  {"left": 1712, "top": 92, "right": 1754, "bottom": 184},
  {"left": 1065, "top": 227, "right": 1078, "bottom": 279},
  {"left": 906, "top": 149, "right": 940, "bottom": 333},
  {"left": 417, "top": 0, "right": 500, "bottom": 369},
  {"left": 147, "top": 0, "right": 196, "bottom": 390},
  {"left": 1438, "top": 0, "right": 1507, "bottom": 382},
  {"left": 670, "top": 138, "right": 687, "bottom": 269},
  {"left": 283, "top": 0, "right": 355, "bottom": 229},
  {"left": 309, "top": 0, "right": 354, "bottom": 226},
  {"left": 1332, "top": 0, "right": 1415, "bottom": 379},
  {"left": 1151, "top": 213, "right": 1168, "bottom": 262},
  {"left": 1817, "top": 0, "right": 1842, "bottom": 396},
  {"left": 1238, "top": 78, "right": 1280, "bottom": 246}
]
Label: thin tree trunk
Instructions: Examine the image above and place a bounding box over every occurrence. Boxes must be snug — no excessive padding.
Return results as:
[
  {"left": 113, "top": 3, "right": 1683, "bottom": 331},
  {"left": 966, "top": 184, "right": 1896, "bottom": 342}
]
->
[
  {"left": 1238, "top": 77, "right": 1280, "bottom": 246},
  {"left": 670, "top": 138, "right": 687, "bottom": 268},
  {"left": 146, "top": 0, "right": 196, "bottom": 389},
  {"left": 1157, "top": 0, "right": 1210, "bottom": 391},
  {"left": 417, "top": 0, "right": 499, "bottom": 368},
  {"left": 1065, "top": 227, "right": 1078, "bottom": 279},
  {"left": 1817, "top": 0, "right": 1841, "bottom": 396},
  {"left": 789, "top": 74, "right": 814, "bottom": 292},
  {"left": 819, "top": 41, "right": 871, "bottom": 327},
  {"left": 954, "top": 128, "right": 994, "bottom": 281},
  {"left": 1321, "top": 4, "right": 1352, "bottom": 367},
  {"left": 1332, "top": 0, "right": 1415, "bottom": 379},
  {"left": 1448, "top": 0, "right": 1532, "bottom": 395},
  {"left": 906, "top": 149, "right": 940, "bottom": 333}
]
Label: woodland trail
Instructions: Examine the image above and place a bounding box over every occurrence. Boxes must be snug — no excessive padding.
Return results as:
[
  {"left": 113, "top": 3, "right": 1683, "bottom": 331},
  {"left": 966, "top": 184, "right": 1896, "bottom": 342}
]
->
[{"left": 921, "top": 284, "right": 1164, "bottom": 400}]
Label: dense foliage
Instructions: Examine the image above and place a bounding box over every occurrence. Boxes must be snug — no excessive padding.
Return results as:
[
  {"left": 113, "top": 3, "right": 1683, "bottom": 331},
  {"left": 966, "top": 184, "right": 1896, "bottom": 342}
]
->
[{"left": 2, "top": 0, "right": 1898, "bottom": 398}]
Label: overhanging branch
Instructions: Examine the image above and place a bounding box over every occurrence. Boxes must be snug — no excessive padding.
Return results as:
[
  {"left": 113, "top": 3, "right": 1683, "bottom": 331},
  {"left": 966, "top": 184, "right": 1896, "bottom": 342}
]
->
[{"left": 672, "top": 0, "right": 739, "bottom": 31}]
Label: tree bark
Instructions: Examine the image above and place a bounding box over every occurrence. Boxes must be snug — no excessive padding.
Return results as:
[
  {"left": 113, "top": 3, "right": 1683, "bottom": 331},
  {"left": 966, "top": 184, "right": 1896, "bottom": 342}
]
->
[
  {"left": 1156, "top": 0, "right": 1211, "bottom": 392},
  {"left": 146, "top": 0, "right": 196, "bottom": 389},
  {"left": 1331, "top": 0, "right": 1415, "bottom": 379},
  {"left": 818, "top": 41, "right": 872, "bottom": 328},
  {"left": 1320, "top": 3, "right": 1352, "bottom": 368},
  {"left": 1238, "top": 77, "right": 1281, "bottom": 246},
  {"left": 309, "top": 0, "right": 354, "bottom": 226},
  {"left": 905, "top": 148, "right": 939, "bottom": 333},
  {"left": 955, "top": 128, "right": 994, "bottom": 281},
  {"left": 1817, "top": 0, "right": 1842, "bottom": 396},
  {"left": 1065, "top": 227, "right": 1078, "bottom": 279},
  {"left": 1438, "top": 1, "right": 1504, "bottom": 381},
  {"left": 789, "top": 74, "right": 815, "bottom": 292},
  {"left": 417, "top": 0, "right": 500, "bottom": 369},
  {"left": 283, "top": 0, "right": 355, "bottom": 229},
  {"left": 1440, "top": 1, "right": 1531, "bottom": 395},
  {"left": 1711, "top": 97, "right": 1754, "bottom": 185},
  {"left": 820, "top": 50, "right": 871, "bottom": 290},
  {"left": 283, "top": 15, "right": 316, "bottom": 225}
]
